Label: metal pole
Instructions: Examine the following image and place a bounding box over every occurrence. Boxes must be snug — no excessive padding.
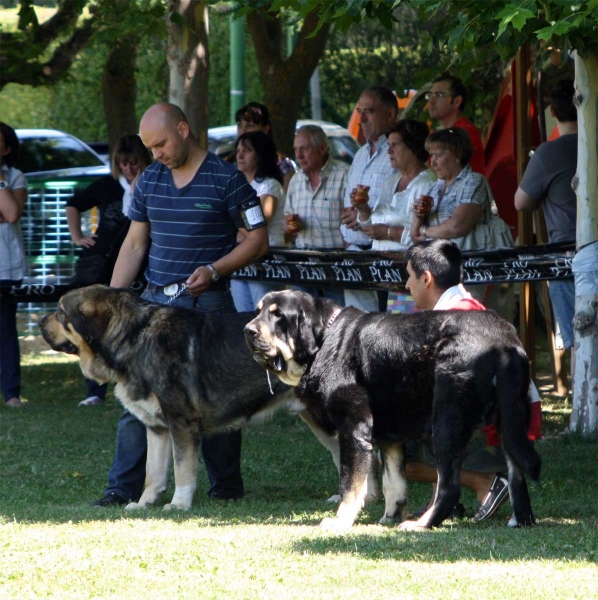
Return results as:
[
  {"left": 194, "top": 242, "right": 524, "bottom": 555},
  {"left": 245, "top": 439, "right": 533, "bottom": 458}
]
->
[
  {"left": 230, "top": 8, "right": 245, "bottom": 124},
  {"left": 310, "top": 67, "right": 322, "bottom": 121}
]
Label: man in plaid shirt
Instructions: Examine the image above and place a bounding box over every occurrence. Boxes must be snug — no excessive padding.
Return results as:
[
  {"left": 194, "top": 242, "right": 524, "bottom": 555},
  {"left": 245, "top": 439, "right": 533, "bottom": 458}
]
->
[{"left": 284, "top": 124, "right": 348, "bottom": 304}]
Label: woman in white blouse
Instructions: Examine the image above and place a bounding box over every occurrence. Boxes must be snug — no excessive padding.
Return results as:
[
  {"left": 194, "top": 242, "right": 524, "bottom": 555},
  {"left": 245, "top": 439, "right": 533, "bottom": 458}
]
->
[
  {"left": 352, "top": 119, "right": 435, "bottom": 251},
  {"left": 231, "top": 130, "right": 286, "bottom": 312},
  {"left": 0, "top": 122, "right": 28, "bottom": 408}
]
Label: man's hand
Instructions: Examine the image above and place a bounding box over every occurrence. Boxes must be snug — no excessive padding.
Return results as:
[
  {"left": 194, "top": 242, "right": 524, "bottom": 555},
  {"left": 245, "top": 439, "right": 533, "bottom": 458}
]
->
[
  {"left": 341, "top": 207, "right": 361, "bottom": 231},
  {"left": 186, "top": 266, "right": 213, "bottom": 296},
  {"left": 362, "top": 224, "right": 394, "bottom": 241}
]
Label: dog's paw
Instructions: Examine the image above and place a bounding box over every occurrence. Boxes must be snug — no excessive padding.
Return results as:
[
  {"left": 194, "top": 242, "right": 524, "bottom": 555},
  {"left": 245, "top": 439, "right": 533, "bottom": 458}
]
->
[
  {"left": 379, "top": 513, "right": 403, "bottom": 525},
  {"left": 163, "top": 502, "right": 191, "bottom": 512},
  {"left": 326, "top": 494, "right": 341, "bottom": 504},
  {"left": 319, "top": 517, "right": 352, "bottom": 534},
  {"left": 125, "top": 502, "right": 146, "bottom": 511},
  {"left": 398, "top": 520, "right": 430, "bottom": 532}
]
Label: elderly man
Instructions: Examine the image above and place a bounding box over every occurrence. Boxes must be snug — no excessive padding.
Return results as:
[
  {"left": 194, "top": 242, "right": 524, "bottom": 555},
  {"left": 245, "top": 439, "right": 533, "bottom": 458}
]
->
[
  {"left": 92, "top": 102, "right": 269, "bottom": 507},
  {"left": 283, "top": 124, "right": 348, "bottom": 304},
  {"left": 341, "top": 85, "right": 398, "bottom": 311},
  {"left": 426, "top": 74, "right": 485, "bottom": 175}
]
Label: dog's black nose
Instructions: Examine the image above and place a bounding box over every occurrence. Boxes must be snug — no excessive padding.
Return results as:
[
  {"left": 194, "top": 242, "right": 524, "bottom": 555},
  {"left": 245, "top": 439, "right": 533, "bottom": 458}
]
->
[{"left": 244, "top": 323, "right": 258, "bottom": 338}]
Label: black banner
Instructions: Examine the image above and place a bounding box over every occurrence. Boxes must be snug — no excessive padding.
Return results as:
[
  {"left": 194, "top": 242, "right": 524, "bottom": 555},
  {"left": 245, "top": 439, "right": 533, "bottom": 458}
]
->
[{"left": 1, "top": 242, "right": 575, "bottom": 302}]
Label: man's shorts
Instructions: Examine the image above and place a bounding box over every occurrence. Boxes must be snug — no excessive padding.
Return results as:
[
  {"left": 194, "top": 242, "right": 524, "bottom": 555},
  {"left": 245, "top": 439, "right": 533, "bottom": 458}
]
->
[
  {"left": 548, "top": 279, "right": 575, "bottom": 349},
  {"left": 407, "top": 431, "right": 507, "bottom": 474}
]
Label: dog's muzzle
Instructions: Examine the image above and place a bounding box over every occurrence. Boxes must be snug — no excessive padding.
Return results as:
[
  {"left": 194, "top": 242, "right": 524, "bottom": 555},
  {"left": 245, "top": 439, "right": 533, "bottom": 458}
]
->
[{"left": 244, "top": 324, "right": 285, "bottom": 373}]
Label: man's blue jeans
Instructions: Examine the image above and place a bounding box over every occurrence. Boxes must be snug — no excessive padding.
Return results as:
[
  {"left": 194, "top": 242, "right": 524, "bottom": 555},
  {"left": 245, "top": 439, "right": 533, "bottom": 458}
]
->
[{"left": 104, "top": 286, "right": 244, "bottom": 502}]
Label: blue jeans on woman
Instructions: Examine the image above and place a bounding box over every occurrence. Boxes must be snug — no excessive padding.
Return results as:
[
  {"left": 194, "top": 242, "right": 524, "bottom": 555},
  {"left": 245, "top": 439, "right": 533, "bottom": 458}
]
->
[
  {"left": 0, "top": 283, "right": 21, "bottom": 402},
  {"left": 103, "top": 286, "right": 244, "bottom": 502}
]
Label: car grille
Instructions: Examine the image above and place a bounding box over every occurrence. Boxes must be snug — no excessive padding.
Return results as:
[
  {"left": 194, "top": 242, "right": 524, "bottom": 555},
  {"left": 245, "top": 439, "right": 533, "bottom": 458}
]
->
[{"left": 21, "top": 180, "right": 96, "bottom": 285}]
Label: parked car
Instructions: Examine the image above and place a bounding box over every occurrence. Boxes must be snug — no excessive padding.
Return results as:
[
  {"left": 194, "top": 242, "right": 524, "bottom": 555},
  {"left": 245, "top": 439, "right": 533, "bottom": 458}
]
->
[
  {"left": 15, "top": 129, "right": 110, "bottom": 284},
  {"left": 208, "top": 119, "right": 361, "bottom": 165}
]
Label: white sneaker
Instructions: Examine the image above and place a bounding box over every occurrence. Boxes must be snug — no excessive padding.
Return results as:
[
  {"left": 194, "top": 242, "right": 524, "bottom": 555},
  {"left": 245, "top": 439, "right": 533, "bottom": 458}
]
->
[{"left": 77, "top": 396, "right": 105, "bottom": 407}]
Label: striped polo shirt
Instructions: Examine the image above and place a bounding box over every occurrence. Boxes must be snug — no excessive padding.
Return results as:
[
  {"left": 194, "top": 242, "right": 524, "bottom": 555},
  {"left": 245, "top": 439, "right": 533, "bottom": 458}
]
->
[{"left": 129, "top": 152, "right": 262, "bottom": 287}]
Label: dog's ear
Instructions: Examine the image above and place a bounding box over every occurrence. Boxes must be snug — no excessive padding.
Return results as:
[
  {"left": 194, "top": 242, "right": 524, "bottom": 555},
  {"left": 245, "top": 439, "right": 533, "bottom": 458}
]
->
[
  {"left": 294, "top": 305, "right": 325, "bottom": 364},
  {"left": 63, "top": 289, "right": 113, "bottom": 344}
]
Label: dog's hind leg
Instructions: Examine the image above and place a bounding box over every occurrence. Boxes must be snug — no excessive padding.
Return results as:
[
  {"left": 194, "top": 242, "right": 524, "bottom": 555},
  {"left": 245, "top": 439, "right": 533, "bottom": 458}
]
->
[
  {"left": 126, "top": 426, "right": 172, "bottom": 510},
  {"left": 505, "top": 456, "right": 536, "bottom": 527},
  {"left": 378, "top": 440, "right": 407, "bottom": 524},
  {"left": 164, "top": 424, "right": 200, "bottom": 511},
  {"left": 298, "top": 410, "right": 379, "bottom": 504}
]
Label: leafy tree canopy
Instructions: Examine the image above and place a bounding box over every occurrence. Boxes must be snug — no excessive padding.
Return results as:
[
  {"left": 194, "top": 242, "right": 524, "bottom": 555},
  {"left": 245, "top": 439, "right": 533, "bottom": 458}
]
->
[{"left": 258, "top": 0, "right": 597, "bottom": 63}]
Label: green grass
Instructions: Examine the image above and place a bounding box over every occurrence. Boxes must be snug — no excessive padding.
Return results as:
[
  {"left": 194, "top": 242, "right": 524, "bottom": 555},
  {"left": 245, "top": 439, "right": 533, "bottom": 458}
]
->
[{"left": 1, "top": 344, "right": 597, "bottom": 599}]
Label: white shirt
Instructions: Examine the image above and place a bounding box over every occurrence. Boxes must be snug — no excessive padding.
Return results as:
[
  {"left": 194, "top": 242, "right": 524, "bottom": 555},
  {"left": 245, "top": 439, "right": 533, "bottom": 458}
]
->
[
  {"left": 341, "top": 134, "right": 397, "bottom": 247},
  {"left": 434, "top": 284, "right": 473, "bottom": 310},
  {"left": 251, "top": 177, "right": 286, "bottom": 247},
  {"left": 0, "top": 164, "right": 27, "bottom": 281},
  {"left": 361, "top": 169, "right": 435, "bottom": 251}
]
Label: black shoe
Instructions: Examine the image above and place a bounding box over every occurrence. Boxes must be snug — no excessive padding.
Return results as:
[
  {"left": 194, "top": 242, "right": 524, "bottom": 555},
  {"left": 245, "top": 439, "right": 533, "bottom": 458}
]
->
[
  {"left": 92, "top": 493, "right": 127, "bottom": 507},
  {"left": 472, "top": 476, "right": 509, "bottom": 522},
  {"left": 209, "top": 491, "right": 243, "bottom": 501}
]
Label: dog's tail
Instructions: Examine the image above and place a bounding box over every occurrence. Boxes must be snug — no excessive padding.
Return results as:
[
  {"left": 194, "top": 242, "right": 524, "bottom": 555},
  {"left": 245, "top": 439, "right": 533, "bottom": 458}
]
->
[{"left": 495, "top": 348, "right": 542, "bottom": 481}]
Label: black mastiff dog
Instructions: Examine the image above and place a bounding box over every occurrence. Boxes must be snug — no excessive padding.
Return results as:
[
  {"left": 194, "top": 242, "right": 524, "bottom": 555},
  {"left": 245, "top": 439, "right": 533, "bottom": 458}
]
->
[
  {"left": 245, "top": 290, "right": 541, "bottom": 532},
  {"left": 39, "top": 284, "right": 307, "bottom": 511}
]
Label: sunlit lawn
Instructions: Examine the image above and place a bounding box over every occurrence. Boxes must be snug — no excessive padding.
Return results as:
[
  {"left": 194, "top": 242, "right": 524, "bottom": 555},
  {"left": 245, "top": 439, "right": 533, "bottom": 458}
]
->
[{"left": 0, "top": 337, "right": 596, "bottom": 599}]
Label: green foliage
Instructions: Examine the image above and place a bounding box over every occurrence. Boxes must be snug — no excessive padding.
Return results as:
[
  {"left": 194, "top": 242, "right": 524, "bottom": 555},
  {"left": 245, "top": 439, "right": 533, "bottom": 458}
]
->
[
  {"left": 267, "top": 1, "right": 597, "bottom": 64},
  {"left": 0, "top": 30, "right": 167, "bottom": 141},
  {"left": 207, "top": 11, "right": 265, "bottom": 127}
]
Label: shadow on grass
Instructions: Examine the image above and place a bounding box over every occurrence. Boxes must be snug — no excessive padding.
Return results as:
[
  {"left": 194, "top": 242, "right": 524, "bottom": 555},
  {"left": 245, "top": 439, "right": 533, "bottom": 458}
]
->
[{"left": 287, "top": 516, "right": 598, "bottom": 563}]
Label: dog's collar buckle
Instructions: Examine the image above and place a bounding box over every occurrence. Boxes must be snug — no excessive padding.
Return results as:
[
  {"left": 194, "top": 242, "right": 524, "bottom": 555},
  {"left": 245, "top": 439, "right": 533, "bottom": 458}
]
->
[{"left": 326, "top": 308, "right": 342, "bottom": 330}]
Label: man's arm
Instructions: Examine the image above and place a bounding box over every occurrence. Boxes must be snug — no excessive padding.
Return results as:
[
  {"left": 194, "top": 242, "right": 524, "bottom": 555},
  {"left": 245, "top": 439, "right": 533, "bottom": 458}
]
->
[
  {"left": 110, "top": 220, "right": 150, "bottom": 288},
  {"left": 514, "top": 188, "right": 538, "bottom": 211},
  {"left": 185, "top": 226, "right": 268, "bottom": 296}
]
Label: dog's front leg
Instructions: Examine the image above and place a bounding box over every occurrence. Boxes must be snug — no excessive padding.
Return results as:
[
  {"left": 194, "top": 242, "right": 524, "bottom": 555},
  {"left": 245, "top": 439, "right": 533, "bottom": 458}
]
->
[
  {"left": 319, "top": 414, "right": 374, "bottom": 533},
  {"left": 126, "top": 426, "right": 172, "bottom": 510},
  {"left": 164, "top": 425, "right": 200, "bottom": 511},
  {"left": 299, "top": 410, "right": 379, "bottom": 504},
  {"left": 378, "top": 440, "right": 407, "bottom": 524}
]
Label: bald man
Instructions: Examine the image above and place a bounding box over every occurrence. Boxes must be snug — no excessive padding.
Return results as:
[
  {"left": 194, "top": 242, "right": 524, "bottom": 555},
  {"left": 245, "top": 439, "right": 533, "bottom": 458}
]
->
[{"left": 92, "top": 103, "right": 268, "bottom": 507}]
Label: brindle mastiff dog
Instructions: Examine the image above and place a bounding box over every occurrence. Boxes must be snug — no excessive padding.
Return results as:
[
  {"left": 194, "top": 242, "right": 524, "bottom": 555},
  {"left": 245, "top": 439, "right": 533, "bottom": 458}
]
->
[{"left": 40, "top": 285, "right": 314, "bottom": 511}]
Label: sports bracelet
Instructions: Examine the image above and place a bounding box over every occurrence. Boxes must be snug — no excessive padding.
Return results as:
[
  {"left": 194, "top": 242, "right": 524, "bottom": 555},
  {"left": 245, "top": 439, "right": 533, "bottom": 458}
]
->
[{"left": 421, "top": 225, "right": 428, "bottom": 238}]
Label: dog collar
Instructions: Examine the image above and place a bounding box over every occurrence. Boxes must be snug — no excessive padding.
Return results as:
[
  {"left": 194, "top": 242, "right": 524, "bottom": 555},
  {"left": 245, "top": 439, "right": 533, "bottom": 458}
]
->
[{"left": 326, "top": 308, "right": 342, "bottom": 330}]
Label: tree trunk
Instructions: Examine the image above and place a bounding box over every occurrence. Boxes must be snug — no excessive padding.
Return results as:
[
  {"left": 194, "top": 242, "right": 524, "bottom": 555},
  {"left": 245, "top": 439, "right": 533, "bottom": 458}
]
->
[
  {"left": 166, "top": 0, "right": 209, "bottom": 146},
  {"left": 570, "top": 51, "right": 598, "bottom": 435},
  {"left": 248, "top": 8, "right": 331, "bottom": 157},
  {"left": 102, "top": 37, "right": 139, "bottom": 155}
]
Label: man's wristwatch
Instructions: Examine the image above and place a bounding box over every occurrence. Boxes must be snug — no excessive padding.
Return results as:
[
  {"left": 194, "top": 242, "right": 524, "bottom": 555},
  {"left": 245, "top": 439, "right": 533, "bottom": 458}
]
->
[
  {"left": 206, "top": 264, "right": 220, "bottom": 282},
  {"left": 0, "top": 181, "right": 8, "bottom": 190}
]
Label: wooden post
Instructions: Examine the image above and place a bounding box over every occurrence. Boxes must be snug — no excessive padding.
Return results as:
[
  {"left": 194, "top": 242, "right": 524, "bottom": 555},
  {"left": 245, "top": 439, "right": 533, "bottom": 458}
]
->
[{"left": 515, "top": 44, "right": 536, "bottom": 377}]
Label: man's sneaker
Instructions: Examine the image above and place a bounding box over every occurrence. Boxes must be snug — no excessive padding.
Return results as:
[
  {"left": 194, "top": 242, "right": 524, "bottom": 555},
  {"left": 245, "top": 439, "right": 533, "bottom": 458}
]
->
[
  {"left": 472, "top": 475, "right": 509, "bottom": 522},
  {"left": 5, "top": 398, "right": 24, "bottom": 408},
  {"left": 91, "top": 493, "right": 127, "bottom": 508},
  {"left": 78, "top": 396, "right": 105, "bottom": 407}
]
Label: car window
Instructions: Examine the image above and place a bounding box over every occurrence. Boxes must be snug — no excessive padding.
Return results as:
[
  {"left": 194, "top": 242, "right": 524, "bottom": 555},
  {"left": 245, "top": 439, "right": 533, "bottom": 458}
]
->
[
  {"left": 328, "top": 136, "right": 361, "bottom": 165},
  {"left": 16, "top": 136, "right": 104, "bottom": 174}
]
